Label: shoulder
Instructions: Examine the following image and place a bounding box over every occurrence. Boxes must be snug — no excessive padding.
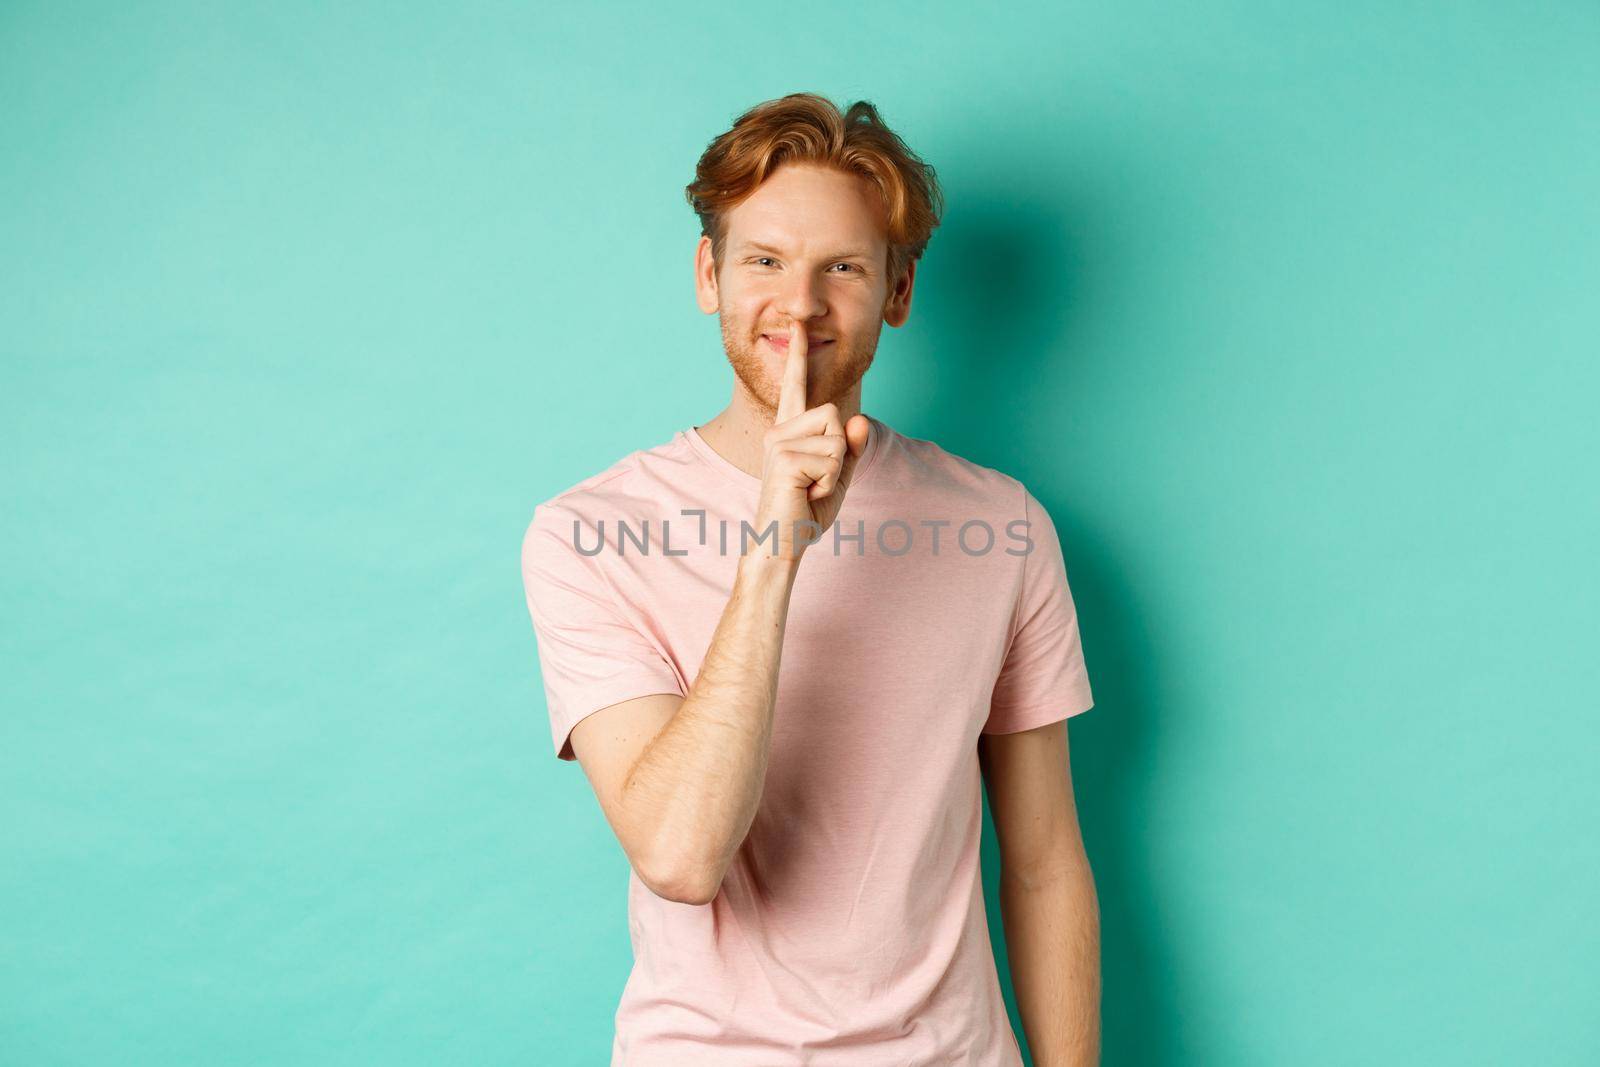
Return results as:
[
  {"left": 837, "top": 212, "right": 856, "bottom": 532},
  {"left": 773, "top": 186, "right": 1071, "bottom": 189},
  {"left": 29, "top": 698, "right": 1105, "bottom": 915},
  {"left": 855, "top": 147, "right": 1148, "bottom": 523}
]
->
[
  {"left": 879, "top": 424, "right": 1031, "bottom": 519},
  {"left": 522, "top": 429, "right": 695, "bottom": 554}
]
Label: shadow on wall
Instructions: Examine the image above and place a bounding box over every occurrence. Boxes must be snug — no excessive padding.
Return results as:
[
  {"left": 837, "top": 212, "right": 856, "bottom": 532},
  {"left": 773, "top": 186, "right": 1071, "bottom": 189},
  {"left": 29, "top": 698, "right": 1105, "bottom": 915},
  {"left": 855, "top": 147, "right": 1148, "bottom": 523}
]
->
[{"left": 913, "top": 169, "right": 1190, "bottom": 1065}]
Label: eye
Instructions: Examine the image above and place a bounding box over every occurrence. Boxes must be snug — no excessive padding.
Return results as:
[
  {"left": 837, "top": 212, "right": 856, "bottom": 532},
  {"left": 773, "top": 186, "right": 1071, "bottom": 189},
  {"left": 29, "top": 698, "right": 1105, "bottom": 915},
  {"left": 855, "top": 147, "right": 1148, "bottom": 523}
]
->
[
  {"left": 829, "top": 263, "right": 858, "bottom": 273},
  {"left": 752, "top": 257, "right": 777, "bottom": 267}
]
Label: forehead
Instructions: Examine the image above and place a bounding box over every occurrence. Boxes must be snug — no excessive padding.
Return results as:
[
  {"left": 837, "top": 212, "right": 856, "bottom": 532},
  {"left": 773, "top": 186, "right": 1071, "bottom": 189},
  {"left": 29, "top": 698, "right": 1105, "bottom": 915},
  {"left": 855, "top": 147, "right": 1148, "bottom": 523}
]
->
[{"left": 723, "top": 163, "right": 889, "bottom": 254}]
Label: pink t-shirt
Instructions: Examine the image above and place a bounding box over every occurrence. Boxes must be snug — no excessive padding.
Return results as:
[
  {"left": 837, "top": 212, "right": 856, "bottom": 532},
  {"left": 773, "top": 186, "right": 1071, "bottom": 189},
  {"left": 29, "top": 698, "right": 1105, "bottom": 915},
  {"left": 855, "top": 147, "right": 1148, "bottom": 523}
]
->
[{"left": 520, "top": 416, "right": 1094, "bottom": 1066}]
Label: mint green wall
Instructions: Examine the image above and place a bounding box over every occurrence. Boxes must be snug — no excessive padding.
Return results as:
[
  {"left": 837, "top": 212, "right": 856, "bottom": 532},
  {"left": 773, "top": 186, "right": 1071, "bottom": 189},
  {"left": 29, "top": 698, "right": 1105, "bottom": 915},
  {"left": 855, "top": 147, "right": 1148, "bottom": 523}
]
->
[{"left": 4, "top": 3, "right": 1595, "bottom": 1064}]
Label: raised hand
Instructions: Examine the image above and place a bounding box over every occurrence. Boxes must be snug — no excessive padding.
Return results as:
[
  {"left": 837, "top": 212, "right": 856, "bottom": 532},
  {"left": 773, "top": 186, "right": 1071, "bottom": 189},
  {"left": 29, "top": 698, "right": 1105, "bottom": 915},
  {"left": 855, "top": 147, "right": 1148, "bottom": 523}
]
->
[{"left": 752, "top": 322, "right": 872, "bottom": 562}]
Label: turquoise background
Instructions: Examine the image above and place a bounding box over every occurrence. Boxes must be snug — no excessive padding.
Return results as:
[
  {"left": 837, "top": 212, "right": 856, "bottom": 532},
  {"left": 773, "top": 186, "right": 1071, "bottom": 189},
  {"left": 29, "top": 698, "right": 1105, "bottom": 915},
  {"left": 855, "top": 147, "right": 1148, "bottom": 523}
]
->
[{"left": 4, "top": 2, "right": 1596, "bottom": 1063}]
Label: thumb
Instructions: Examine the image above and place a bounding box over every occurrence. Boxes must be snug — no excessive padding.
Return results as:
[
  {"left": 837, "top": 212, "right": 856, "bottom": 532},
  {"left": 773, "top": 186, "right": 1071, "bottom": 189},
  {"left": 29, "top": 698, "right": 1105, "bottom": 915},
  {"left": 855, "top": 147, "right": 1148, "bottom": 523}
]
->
[{"left": 838, "top": 414, "right": 872, "bottom": 489}]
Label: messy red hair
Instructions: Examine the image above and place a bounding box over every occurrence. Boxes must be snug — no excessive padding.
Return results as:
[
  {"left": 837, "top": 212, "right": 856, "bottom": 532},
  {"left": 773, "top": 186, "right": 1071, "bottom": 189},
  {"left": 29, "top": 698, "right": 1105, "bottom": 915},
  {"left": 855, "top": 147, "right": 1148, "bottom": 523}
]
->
[{"left": 685, "top": 92, "right": 944, "bottom": 284}]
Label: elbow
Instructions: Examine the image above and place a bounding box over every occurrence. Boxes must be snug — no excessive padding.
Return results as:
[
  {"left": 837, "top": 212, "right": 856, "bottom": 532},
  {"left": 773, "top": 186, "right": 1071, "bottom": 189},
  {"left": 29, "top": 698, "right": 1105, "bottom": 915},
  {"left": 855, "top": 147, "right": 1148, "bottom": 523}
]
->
[
  {"left": 656, "top": 878, "right": 721, "bottom": 907},
  {"left": 635, "top": 850, "right": 724, "bottom": 906}
]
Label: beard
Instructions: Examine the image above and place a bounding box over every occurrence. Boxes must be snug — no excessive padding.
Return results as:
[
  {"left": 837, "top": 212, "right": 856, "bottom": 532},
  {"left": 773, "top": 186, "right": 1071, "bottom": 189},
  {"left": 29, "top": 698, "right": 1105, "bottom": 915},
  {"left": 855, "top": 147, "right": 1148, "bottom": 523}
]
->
[{"left": 719, "top": 312, "right": 877, "bottom": 420}]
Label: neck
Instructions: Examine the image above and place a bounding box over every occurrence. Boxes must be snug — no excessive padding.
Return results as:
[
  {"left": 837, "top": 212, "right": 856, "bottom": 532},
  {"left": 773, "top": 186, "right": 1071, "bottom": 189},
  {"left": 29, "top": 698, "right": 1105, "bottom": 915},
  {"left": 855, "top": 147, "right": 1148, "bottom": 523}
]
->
[{"left": 694, "top": 377, "right": 864, "bottom": 481}]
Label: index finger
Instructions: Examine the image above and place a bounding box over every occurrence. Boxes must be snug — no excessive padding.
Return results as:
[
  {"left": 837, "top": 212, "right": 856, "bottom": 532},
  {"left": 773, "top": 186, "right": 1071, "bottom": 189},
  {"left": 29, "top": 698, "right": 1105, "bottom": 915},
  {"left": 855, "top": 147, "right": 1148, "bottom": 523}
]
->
[{"left": 775, "top": 321, "right": 808, "bottom": 424}]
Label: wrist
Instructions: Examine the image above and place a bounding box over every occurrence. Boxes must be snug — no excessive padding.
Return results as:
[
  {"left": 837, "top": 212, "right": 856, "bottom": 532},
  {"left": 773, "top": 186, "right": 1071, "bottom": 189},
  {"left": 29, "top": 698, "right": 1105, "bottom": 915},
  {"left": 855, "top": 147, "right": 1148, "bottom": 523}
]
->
[{"left": 735, "top": 547, "right": 801, "bottom": 587}]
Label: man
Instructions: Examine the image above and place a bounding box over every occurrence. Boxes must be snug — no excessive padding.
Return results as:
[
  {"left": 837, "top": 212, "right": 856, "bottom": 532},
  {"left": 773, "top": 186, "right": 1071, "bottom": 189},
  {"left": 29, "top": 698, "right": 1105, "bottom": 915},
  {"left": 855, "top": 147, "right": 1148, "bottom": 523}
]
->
[{"left": 520, "top": 92, "right": 1100, "bottom": 1066}]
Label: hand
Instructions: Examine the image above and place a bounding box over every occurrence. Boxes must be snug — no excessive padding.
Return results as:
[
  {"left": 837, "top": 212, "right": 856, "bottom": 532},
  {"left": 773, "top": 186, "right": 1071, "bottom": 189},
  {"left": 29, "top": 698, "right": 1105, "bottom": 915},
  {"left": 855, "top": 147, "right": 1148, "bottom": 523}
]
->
[{"left": 751, "top": 322, "right": 871, "bottom": 563}]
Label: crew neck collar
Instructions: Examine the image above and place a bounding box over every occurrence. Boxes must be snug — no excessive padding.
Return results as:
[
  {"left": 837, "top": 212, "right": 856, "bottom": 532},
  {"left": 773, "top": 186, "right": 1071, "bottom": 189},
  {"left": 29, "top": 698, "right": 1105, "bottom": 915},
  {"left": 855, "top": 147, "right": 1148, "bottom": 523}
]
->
[{"left": 684, "top": 415, "right": 888, "bottom": 491}]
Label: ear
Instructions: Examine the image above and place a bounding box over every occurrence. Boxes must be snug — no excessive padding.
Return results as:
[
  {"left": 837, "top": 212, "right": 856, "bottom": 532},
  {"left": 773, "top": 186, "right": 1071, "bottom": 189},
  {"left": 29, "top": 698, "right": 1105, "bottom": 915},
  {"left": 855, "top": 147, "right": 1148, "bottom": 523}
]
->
[
  {"left": 694, "top": 235, "right": 719, "bottom": 314},
  {"left": 882, "top": 258, "right": 917, "bottom": 328}
]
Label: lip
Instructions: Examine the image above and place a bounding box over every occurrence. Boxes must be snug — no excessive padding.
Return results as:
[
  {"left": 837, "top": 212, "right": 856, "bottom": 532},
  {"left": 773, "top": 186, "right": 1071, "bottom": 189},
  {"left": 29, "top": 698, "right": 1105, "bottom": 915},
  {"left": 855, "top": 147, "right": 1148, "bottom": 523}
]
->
[{"left": 762, "top": 333, "right": 834, "bottom": 351}]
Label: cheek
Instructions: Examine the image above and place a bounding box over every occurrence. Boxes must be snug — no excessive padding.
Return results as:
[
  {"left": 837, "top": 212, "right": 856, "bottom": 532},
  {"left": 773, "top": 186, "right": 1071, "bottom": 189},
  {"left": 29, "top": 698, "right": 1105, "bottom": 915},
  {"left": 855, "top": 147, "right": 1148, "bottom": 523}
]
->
[
  {"left": 729, "top": 294, "right": 772, "bottom": 328},
  {"left": 840, "top": 282, "right": 887, "bottom": 313},
  {"left": 714, "top": 280, "right": 753, "bottom": 309}
]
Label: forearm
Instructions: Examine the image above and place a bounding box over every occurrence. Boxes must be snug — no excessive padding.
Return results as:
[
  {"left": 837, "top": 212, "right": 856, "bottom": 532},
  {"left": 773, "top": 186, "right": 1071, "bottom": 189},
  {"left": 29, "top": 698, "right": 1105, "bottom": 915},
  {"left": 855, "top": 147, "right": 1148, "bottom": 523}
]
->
[
  {"left": 621, "top": 551, "right": 799, "bottom": 901},
  {"left": 1001, "top": 850, "right": 1102, "bottom": 1066}
]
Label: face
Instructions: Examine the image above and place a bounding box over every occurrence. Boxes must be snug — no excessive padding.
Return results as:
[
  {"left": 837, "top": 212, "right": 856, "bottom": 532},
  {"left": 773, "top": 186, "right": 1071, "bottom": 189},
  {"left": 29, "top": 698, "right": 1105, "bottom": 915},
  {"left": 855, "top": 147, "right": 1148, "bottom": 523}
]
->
[{"left": 694, "top": 162, "right": 916, "bottom": 419}]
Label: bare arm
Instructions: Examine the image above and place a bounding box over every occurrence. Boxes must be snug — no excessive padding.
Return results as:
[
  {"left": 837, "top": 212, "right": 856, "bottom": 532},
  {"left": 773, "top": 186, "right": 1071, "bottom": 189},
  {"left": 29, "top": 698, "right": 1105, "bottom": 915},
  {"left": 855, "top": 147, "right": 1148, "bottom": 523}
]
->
[
  {"left": 979, "top": 719, "right": 1101, "bottom": 1066},
  {"left": 589, "top": 551, "right": 796, "bottom": 903},
  {"left": 570, "top": 322, "right": 871, "bottom": 905}
]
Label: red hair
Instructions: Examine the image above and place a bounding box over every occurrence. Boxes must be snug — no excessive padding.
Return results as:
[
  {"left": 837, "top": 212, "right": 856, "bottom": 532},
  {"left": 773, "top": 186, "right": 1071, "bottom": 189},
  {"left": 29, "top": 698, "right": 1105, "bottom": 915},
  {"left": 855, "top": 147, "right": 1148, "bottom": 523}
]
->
[{"left": 685, "top": 92, "right": 944, "bottom": 284}]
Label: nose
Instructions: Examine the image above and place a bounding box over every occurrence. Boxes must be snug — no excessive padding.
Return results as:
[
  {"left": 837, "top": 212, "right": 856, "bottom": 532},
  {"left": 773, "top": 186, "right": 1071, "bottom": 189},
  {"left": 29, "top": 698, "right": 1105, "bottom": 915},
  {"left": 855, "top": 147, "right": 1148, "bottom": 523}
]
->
[{"left": 775, "top": 269, "right": 827, "bottom": 323}]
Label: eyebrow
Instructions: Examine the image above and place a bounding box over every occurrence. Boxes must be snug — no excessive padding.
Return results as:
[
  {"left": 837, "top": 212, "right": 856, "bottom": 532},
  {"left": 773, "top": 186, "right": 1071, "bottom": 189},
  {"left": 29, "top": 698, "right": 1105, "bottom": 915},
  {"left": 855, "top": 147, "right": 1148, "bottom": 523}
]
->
[{"left": 738, "top": 240, "right": 874, "bottom": 261}]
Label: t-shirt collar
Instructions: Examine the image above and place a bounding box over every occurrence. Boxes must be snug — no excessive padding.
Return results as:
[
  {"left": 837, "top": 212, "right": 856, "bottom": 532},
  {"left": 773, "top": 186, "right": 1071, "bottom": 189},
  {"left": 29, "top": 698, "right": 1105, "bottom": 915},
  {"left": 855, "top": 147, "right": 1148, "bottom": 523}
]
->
[{"left": 684, "top": 414, "right": 886, "bottom": 491}]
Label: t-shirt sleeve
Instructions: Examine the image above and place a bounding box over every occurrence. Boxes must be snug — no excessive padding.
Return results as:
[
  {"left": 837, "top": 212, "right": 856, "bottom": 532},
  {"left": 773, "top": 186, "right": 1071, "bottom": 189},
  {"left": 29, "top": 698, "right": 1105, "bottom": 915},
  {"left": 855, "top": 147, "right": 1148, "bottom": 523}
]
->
[
  {"left": 520, "top": 501, "right": 685, "bottom": 761},
  {"left": 983, "top": 486, "right": 1095, "bottom": 735}
]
